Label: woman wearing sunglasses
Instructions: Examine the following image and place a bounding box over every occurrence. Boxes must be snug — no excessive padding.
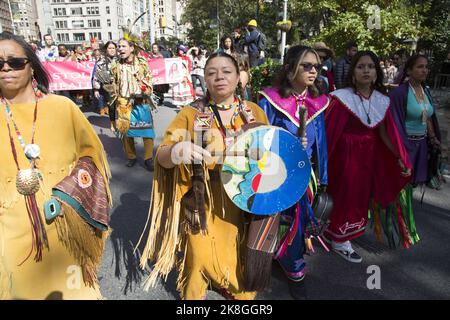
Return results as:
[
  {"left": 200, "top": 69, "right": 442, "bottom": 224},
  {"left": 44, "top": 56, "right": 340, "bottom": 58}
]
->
[
  {"left": 0, "top": 32, "right": 111, "bottom": 299},
  {"left": 324, "top": 51, "right": 413, "bottom": 262},
  {"left": 258, "top": 45, "right": 330, "bottom": 299}
]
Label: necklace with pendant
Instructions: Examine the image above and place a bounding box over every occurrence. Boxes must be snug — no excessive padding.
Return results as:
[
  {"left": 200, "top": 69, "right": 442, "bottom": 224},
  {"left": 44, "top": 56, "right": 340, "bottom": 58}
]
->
[
  {"left": 209, "top": 97, "right": 242, "bottom": 148},
  {"left": 293, "top": 92, "right": 307, "bottom": 119},
  {"left": 1, "top": 95, "right": 49, "bottom": 264},
  {"left": 409, "top": 83, "right": 428, "bottom": 125},
  {"left": 357, "top": 91, "right": 372, "bottom": 125}
]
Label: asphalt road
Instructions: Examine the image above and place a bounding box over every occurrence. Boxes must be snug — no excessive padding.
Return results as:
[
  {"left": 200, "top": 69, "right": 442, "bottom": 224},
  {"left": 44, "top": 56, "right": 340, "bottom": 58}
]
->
[{"left": 86, "top": 99, "right": 450, "bottom": 300}]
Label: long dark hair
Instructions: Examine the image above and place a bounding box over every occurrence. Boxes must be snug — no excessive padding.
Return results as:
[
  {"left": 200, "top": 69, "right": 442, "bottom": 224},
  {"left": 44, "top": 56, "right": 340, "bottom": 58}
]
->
[
  {"left": 103, "top": 41, "right": 117, "bottom": 51},
  {"left": 204, "top": 52, "right": 243, "bottom": 99},
  {"left": 401, "top": 54, "right": 429, "bottom": 84},
  {"left": 346, "top": 50, "right": 387, "bottom": 95},
  {"left": 274, "top": 45, "right": 323, "bottom": 98},
  {"left": 0, "top": 31, "right": 49, "bottom": 93},
  {"left": 220, "top": 35, "right": 235, "bottom": 53}
]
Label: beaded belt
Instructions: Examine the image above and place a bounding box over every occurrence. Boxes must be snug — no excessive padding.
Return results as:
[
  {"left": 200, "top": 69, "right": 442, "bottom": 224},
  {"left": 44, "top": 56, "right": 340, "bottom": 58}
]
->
[{"left": 407, "top": 134, "right": 426, "bottom": 141}]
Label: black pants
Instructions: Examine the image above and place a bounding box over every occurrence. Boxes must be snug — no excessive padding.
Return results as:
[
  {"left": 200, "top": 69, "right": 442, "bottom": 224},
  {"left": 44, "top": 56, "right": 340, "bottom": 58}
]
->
[
  {"left": 249, "top": 53, "right": 259, "bottom": 68},
  {"left": 191, "top": 74, "right": 206, "bottom": 95}
]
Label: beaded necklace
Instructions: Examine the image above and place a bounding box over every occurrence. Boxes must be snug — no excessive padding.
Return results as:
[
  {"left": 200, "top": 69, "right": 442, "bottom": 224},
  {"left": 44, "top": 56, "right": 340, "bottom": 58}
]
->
[{"left": 1, "top": 91, "right": 49, "bottom": 264}]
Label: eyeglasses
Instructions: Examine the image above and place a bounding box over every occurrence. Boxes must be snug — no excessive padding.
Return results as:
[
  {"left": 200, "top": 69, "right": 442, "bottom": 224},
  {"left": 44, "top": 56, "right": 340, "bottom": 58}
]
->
[
  {"left": 300, "top": 63, "right": 322, "bottom": 72},
  {"left": 0, "top": 57, "right": 30, "bottom": 70}
]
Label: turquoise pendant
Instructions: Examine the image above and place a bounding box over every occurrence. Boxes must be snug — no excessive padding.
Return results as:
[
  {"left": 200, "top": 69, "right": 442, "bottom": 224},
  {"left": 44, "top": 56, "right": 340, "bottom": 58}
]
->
[{"left": 44, "top": 198, "right": 61, "bottom": 223}]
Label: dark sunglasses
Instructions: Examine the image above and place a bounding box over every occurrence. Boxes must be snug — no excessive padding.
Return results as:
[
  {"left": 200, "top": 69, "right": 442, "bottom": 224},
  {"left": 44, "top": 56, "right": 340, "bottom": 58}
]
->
[
  {"left": 0, "top": 57, "right": 30, "bottom": 70},
  {"left": 300, "top": 63, "right": 322, "bottom": 72}
]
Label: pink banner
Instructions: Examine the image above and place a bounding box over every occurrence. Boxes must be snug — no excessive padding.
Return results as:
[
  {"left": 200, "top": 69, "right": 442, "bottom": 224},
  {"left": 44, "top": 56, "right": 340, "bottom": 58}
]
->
[
  {"left": 149, "top": 58, "right": 184, "bottom": 85},
  {"left": 44, "top": 61, "right": 95, "bottom": 91},
  {"left": 44, "top": 58, "right": 184, "bottom": 91}
]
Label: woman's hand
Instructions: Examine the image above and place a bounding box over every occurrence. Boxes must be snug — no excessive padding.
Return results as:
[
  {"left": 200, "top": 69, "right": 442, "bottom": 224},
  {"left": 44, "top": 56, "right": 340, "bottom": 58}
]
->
[
  {"left": 171, "top": 141, "right": 212, "bottom": 165},
  {"left": 429, "top": 136, "right": 442, "bottom": 151},
  {"left": 398, "top": 158, "right": 412, "bottom": 177}
]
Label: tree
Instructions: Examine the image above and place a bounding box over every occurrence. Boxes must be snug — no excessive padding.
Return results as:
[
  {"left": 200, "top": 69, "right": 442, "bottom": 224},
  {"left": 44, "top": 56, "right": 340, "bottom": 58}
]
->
[
  {"left": 180, "top": 0, "right": 447, "bottom": 64},
  {"left": 420, "top": 0, "right": 450, "bottom": 74},
  {"left": 181, "top": 0, "right": 282, "bottom": 54},
  {"left": 289, "top": 0, "right": 432, "bottom": 58}
]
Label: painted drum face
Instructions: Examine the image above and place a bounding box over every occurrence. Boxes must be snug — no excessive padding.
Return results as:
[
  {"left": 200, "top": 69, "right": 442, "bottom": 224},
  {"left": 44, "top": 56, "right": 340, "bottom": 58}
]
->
[{"left": 222, "top": 126, "right": 312, "bottom": 215}]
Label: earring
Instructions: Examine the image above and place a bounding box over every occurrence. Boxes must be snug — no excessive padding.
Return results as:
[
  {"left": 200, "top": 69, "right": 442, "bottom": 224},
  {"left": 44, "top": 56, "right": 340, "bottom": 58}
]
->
[{"left": 31, "top": 71, "right": 43, "bottom": 98}]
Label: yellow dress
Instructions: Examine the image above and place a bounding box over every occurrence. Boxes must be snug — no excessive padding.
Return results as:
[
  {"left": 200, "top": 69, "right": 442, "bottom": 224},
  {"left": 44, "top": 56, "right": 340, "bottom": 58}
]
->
[
  {"left": 139, "top": 101, "right": 268, "bottom": 300},
  {"left": 0, "top": 94, "right": 110, "bottom": 300}
]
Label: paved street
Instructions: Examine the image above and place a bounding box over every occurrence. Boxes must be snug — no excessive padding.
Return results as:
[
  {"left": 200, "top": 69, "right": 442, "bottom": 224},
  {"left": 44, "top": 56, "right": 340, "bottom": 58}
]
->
[{"left": 88, "top": 95, "right": 450, "bottom": 300}]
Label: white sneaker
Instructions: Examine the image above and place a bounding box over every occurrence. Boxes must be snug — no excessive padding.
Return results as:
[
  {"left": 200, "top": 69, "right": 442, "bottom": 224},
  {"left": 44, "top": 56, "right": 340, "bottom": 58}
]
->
[{"left": 332, "top": 241, "right": 363, "bottom": 263}]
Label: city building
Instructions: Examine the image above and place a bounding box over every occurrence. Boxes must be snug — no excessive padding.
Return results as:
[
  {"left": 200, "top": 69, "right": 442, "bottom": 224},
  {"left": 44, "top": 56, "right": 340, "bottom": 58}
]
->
[
  {"left": 0, "top": 0, "right": 14, "bottom": 33},
  {"left": 32, "top": 0, "right": 187, "bottom": 46},
  {"left": 153, "top": 0, "right": 186, "bottom": 40},
  {"left": 35, "top": 0, "right": 126, "bottom": 45},
  {"left": 10, "top": 0, "right": 40, "bottom": 41}
]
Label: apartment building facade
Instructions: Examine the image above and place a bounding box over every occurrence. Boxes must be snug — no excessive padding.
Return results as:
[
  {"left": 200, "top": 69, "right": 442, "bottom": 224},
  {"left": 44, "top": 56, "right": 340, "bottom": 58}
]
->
[
  {"left": 0, "top": 0, "right": 14, "bottom": 33},
  {"left": 34, "top": 0, "right": 125, "bottom": 45},
  {"left": 10, "top": 0, "right": 40, "bottom": 41},
  {"left": 32, "top": 0, "right": 186, "bottom": 45}
]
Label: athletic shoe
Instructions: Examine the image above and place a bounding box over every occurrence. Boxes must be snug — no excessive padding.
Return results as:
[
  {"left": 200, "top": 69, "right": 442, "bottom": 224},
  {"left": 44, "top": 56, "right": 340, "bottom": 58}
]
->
[{"left": 331, "top": 240, "right": 362, "bottom": 263}]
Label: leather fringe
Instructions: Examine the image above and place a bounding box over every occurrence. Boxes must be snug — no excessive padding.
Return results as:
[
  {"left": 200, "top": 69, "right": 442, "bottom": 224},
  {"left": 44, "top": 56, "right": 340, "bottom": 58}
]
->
[
  {"left": 55, "top": 204, "right": 109, "bottom": 287},
  {"left": 244, "top": 248, "right": 273, "bottom": 291},
  {"left": 138, "top": 162, "right": 182, "bottom": 290}
]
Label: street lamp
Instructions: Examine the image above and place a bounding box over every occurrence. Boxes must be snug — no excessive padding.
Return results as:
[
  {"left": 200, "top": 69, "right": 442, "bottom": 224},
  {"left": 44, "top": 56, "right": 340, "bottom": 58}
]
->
[
  {"left": 7, "top": 0, "right": 16, "bottom": 34},
  {"left": 280, "top": 0, "right": 288, "bottom": 63},
  {"left": 149, "top": 0, "right": 155, "bottom": 44},
  {"left": 216, "top": 0, "right": 220, "bottom": 50}
]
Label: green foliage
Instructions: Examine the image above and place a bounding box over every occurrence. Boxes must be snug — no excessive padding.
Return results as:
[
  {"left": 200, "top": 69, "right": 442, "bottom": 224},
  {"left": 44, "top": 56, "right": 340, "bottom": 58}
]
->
[
  {"left": 181, "top": 0, "right": 448, "bottom": 63},
  {"left": 181, "top": 0, "right": 281, "bottom": 54},
  {"left": 294, "top": 0, "right": 431, "bottom": 58},
  {"left": 249, "top": 58, "right": 282, "bottom": 101}
]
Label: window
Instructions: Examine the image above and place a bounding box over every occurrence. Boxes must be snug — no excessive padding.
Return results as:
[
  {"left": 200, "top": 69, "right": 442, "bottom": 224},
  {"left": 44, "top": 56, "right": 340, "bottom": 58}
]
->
[
  {"left": 55, "top": 20, "right": 68, "bottom": 29},
  {"left": 108, "top": 32, "right": 112, "bottom": 40},
  {"left": 86, "top": 7, "right": 100, "bottom": 15},
  {"left": 73, "top": 33, "right": 85, "bottom": 41},
  {"left": 53, "top": 8, "right": 67, "bottom": 16},
  {"left": 52, "top": 0, "right": 65, "bottom": 3},
  {"left": 107, "top": 19, "right": 111, "bottom": 27},
  {"left": 89, "top": 32, "right": 102, "bottom": 41},
  {"left": 106, "top": 6, "right": 110, "bottom": 14},
  {"left": 88, "top": 19, "right": 101, "bottom": 28},
  {"left": 71, "top": 8, "right": 83, "bottom": 15},
  {"left": 72, "top": 20, "right": 84, "bottom": 28},
  {"left": 57, "top": 33, "right": 69, "bottom": 42}
]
